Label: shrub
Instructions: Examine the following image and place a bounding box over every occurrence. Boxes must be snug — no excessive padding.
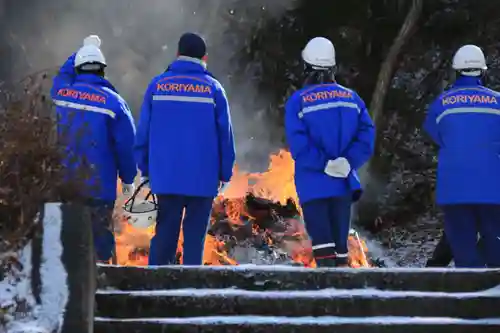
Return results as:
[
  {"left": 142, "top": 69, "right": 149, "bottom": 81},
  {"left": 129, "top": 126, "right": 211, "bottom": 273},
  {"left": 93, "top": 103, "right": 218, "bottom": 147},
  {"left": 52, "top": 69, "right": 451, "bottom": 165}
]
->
[{"left": 0, "top": 71, "right": 89, "bottom": 256}]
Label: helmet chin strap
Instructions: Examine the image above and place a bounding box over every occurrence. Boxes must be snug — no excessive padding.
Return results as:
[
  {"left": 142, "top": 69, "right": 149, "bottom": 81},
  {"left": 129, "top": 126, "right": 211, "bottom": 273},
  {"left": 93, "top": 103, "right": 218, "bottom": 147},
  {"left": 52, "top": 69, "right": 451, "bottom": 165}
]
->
[
  {"left": 459, "top": 69, "right": 483, "bottom": 77},
  {"left": 451, "top": 69, "right": 486, "bottom": 86},
  {"left": 78, "top": 63, "right": 105, "bottom": 71},
  {"left": 303, "top": 63, "right": 336, "bottom": 86}
]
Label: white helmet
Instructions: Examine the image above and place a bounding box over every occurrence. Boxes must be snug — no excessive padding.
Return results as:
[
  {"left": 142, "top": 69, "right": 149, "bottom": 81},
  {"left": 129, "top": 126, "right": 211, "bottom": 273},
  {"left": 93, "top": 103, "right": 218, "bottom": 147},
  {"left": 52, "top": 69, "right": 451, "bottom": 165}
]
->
[
  {"left": 74, "top": 35, "right": 107, "bottom": 68},
  {"left": 302, "top": 37, "right": 336, "bottom": 68},
  {"left": 452, "top": 44, "right": 487, "bottom": 76},
  {"left": 122, "top": 182, "right": 157, "bottom": 229}
]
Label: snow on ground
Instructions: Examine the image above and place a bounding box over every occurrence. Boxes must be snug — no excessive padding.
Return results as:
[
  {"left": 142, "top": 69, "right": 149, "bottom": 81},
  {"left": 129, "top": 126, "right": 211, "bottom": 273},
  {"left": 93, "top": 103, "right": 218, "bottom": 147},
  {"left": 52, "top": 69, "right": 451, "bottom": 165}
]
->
[
  {"left": 1, "top": 203, "right": 68, "bottom": 333},
  {"left": 0, "top": 244, "right": 36, "bottom": 323},
  {"left": 368, "top": 214, "right": 443, "bottom": 267},
  {"left": 34, "top": 203, "right": 68, "bottom": 331},
  {"left": 98, "top": 262, "right": 500, "bottom": 274},
  {"left": 94, "top": 316, "right": 500, "bottom": 325},
  {"left": 96, "top": 285, "right": 500, "bottom": 298}
]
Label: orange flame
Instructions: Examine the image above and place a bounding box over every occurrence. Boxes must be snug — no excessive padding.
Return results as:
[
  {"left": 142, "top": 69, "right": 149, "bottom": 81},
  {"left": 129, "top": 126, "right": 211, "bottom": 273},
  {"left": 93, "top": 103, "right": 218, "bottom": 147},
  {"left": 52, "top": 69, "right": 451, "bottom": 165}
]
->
[{"left": 114, "top": 150, "right": 371, "bottom": 267}]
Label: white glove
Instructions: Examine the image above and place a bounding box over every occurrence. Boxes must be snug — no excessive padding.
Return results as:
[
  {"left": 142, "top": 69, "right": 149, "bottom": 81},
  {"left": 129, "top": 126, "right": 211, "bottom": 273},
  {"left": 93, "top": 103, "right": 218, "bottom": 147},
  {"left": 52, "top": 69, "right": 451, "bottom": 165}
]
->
[
  {"left": 218, "top": 181, "right": 230, "bottom": 195},
  {"left": 140, "top": 176, "right": 150, "bottom": 189},
  {"left": 324, "top": 157, "right": 351, "bottom": 178},
  {"left": 122, "top": 183, "right": 135, "bottom": 197},
  {"left": 83, "top": 35, "right": 101, "bottom": 47}
]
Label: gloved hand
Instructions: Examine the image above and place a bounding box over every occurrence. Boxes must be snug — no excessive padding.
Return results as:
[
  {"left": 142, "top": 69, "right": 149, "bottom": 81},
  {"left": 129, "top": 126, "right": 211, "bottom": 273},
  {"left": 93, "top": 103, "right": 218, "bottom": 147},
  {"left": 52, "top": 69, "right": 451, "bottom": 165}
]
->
[
  {"left": 324, "top": 157, "right": 351, "bottom": 178},
  {"left": 83, "top": 35, "right": 101, "bottom": 47},
  {"left": 140, "top": 176, "right": 149, "bottom": 189},
  {"left": 218, "top": 181, "right": 230, "bottom": 195},
  {"left": 122, "top": 183, "right": 135, "bottom": 197}
]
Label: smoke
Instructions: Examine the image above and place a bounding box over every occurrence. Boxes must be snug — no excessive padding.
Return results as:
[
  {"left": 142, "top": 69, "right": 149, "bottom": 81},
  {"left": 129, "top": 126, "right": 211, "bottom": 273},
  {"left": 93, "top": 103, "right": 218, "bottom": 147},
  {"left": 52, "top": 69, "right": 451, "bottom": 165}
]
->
[{"left": 0, "top": 0, "right": 297, "bottom": 170}]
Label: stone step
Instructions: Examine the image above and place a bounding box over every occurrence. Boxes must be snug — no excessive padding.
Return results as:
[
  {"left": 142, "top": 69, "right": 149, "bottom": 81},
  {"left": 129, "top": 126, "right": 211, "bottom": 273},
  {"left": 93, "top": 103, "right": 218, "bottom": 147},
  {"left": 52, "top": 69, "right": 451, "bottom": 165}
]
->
[
  {"left": 94, "top": 317, "right": 500, "bottom": 333},
  {"left": 94, "top": 288, "right": 500, "bottom": 319},
  {"left": 96, "top": 265, "right": 500, "bottom": 292}
]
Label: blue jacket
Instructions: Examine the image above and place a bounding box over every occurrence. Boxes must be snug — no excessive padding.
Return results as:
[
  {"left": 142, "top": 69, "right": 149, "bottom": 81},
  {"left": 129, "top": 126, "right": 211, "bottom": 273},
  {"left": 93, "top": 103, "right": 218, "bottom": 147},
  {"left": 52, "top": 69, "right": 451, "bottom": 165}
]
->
[
  {"left": 135, "top": 57, "right": 236, "bottom": 197},
  {"left": 424, "top": 76, "right": 500, "bottom": 205},
  {"left": 285, "top": 83, "right": 375, "bottom": 204},
  {"left": 51, "top": 54, "right": 137, "bottom": 201}
]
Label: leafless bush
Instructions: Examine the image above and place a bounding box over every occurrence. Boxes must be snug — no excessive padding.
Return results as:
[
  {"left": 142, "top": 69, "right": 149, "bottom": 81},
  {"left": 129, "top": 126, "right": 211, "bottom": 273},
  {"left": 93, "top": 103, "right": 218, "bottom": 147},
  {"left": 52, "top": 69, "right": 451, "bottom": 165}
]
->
[{"left": 0, "top": 71, "right": 89, "bottom": 256}]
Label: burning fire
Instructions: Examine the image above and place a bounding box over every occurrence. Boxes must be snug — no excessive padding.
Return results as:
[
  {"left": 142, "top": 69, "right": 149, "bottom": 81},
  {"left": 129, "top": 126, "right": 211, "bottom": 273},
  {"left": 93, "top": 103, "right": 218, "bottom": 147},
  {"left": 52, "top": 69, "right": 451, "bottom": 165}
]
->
[{"left": 114, "top": 150, "right": 371, "bottom": 267}]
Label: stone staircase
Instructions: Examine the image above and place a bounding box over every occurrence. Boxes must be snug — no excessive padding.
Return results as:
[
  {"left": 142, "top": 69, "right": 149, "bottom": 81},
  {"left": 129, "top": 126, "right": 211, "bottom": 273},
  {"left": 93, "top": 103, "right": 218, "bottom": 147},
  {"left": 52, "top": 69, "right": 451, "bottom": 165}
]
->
[{"left": 94, "top": 265, "right": 500, "bottom": 333}]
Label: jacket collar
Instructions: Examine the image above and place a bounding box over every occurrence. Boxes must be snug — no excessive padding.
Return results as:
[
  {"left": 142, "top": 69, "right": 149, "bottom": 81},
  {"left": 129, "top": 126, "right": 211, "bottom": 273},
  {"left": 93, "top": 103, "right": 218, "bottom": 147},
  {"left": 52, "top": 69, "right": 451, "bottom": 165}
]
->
[
  {"left": 75, "top": 74, "right": 119, "bottom": 93},
  {"left": 177, "top": 56, "right": 207, "bottom": 69},
  {"left": 452, "top": 75, "right": 483, "bottom": 88},
  {"left": 166, "top": 56, "right": 208, "bottom": 73}
]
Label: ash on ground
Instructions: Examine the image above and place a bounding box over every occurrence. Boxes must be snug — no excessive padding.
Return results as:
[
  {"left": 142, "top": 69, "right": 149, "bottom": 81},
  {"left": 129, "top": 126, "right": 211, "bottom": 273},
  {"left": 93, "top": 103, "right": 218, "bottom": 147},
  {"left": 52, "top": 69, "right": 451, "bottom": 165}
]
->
[
  {"left": 367, "top": 213, "right": 443, "bottom": 267},
  {"left": 229, "top": 244, "right": 296, "bottom": 266},
  {"left": 207, "top": 193, "right": 309, "bottom": 266},
  {"left": 207, "top": 193, "right": 376, "bottom": 267}
]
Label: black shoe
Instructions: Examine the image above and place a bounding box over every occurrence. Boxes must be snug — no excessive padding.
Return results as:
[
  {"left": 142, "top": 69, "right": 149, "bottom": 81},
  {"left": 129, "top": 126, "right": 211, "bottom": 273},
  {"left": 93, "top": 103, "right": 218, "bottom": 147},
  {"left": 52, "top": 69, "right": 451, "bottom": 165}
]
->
[
  {"left": 313, "top": 246, "right": 337, "bottom": 267},
  {"left": 335, "top": 255, "right": 349, "bottom": 267}
]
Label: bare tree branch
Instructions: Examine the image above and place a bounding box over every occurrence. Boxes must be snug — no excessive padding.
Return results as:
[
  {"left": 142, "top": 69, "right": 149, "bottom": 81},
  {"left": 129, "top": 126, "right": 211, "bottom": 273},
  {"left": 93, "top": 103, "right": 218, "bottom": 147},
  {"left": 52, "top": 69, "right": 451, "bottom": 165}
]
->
[
  {"left": 369, "top": 0, "right": 424, "bottom": 129},
  {"left": 357, "top": 0, "right": 424, "bottom": 228}
]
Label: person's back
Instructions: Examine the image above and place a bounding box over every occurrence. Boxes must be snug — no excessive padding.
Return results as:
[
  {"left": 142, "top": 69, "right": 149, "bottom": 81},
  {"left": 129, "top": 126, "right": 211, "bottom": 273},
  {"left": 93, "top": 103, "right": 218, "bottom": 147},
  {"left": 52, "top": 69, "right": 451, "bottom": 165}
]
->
[
  {"left": 286, "top": 82, "right": 373, "bottom": 203},
  {"left": 424, "top": 44, "right": 500, "bottom": 268},
  {"left": 135, "top": 32, "right": 235, "bottom": 266},
  {"left": 285, "top": 37, "right": 375, "bottom": 267},
  {"left": 53, "top": 73, "right": 136, "bottom": 200},
  {"left": 425, "top": 76, "right": 500, "bottom": 205},
  {"left": 137, "top": 58, "right": 230, "bottom": 196},
  {"left": 51, "top": 35, "right": 137, "bottom": 263}
]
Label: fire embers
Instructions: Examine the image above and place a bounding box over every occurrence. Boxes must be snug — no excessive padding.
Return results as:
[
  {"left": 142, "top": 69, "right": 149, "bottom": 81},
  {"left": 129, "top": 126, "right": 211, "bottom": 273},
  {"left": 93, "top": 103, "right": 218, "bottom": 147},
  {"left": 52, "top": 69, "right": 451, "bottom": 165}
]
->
[
  {"left": 204, "top": 193, "right": 373, "bottom": 268},
  {"left": 128, "top": 247, "right": 149, "bottom": 265},
  {"left": 114, "top": 192, "right": 374, "bottom": 267},
  {"left": 114, "top": 150, "right": 377, "bottom": 267},
  {"left": 205, "top": 193, "right": 311, "bottom": 266}
]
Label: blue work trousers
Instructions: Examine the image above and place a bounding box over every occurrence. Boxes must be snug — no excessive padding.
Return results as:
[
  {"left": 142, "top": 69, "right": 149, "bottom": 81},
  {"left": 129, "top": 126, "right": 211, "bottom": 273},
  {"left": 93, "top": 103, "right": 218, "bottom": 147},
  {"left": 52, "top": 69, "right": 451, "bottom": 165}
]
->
[
  {"left": 86, "top": 199, "right": 115, "bottom": 263},
  {"left": 301, "top": 196, "right": 352, "bottom": 267},
  {"left": 149, "top": 195, "right": 214, "bottom": 266},
  {"left": 442, "top": 204, "right": 500, "bottom": 268}
]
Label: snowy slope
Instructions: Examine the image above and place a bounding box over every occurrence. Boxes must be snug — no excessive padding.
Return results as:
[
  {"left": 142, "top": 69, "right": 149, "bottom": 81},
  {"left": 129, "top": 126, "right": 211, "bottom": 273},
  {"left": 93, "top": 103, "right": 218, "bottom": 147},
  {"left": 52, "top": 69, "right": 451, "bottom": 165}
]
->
[{"left": 1, "top": 203, "right": 68, "bottom": 333}]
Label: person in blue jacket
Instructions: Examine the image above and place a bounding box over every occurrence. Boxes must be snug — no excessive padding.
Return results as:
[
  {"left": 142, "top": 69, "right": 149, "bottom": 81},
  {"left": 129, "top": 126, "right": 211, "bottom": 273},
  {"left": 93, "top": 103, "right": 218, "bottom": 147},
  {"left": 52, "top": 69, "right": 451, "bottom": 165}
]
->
[
  {"left": 135, "top": 32, "right": 236, "bottom": 266},
  {"left": 424, "top": 44, "right": 500, "bottom": 268},
  {"left": 285, "top": 37, "right": 375, "bottom": 267},
  {"left": 51, "top": 35, "right": 137, "bottom": 263}
]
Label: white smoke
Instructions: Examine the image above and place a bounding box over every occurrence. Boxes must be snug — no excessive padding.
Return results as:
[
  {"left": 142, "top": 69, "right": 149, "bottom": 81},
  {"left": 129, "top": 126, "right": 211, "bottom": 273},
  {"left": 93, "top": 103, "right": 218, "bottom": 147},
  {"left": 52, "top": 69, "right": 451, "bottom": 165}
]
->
[{"left": 1, "top": 0, "right": 297, "bottom": 170}]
